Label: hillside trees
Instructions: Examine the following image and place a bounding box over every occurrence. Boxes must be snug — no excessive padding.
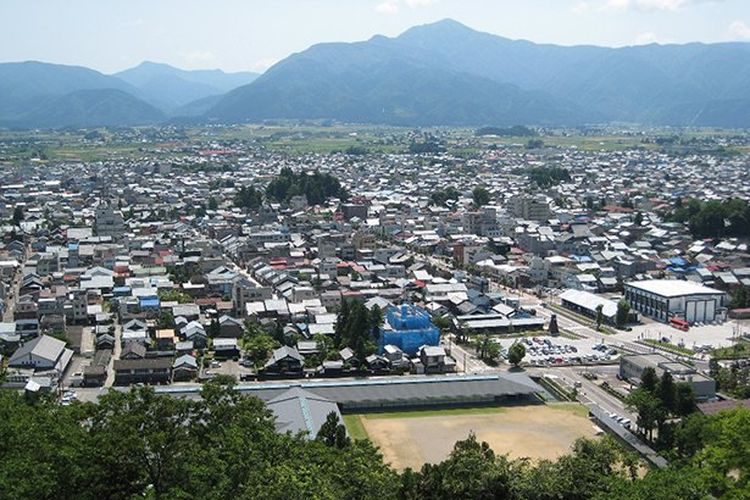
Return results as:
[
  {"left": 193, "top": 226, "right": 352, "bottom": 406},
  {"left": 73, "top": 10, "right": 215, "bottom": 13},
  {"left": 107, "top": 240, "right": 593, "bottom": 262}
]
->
[
  {"left": 2, "top": 381, "right": 750, "bottom": 498},
  {"left": 333, "top": 299, "right": 383, "bottom": 361},
  {"left": 234, "top": 185, "right": 263, "bottom": 210},
  {"left": 266, "top": 167, "right": 347, "bottom": 205},
  {"left": 669, "top": 198, "right": 750, "bottom": 238}
]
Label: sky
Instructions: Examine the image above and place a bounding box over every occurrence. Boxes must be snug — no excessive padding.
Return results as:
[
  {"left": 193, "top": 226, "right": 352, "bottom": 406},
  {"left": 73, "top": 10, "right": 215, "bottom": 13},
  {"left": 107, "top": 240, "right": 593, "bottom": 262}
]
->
[{"left": 0, "top": 0, "right": 749, "bottom": 74}]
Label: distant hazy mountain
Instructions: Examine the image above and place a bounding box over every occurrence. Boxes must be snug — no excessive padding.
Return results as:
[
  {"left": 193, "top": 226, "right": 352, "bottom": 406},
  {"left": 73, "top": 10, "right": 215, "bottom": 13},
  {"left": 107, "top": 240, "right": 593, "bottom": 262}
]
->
[
  {"left": 3, "top": 21, "right": 750, "bottom": 129},
  {"left": 0, "top": 61, "right": 163, "bottom": 128},
  {"left": 207, "top": 19, "right": 750, "bottom": 127},
  {"left": 115, "top": 61, "right": 258, "bottom": 111},
  {"left": 0, "top": 60, "right": 258, "bottom": 128},
  {"left": 16, "top": 88, "right": 164, "bottom": 128},
  {"left": 172, "top": 94, "right": 225, "bottom": 118},
  {"left": 208, "top": 36, "right": 589, "bottom": 126},
  {"left": 0, "top": 61, "right": 134, "bottom": 116}
]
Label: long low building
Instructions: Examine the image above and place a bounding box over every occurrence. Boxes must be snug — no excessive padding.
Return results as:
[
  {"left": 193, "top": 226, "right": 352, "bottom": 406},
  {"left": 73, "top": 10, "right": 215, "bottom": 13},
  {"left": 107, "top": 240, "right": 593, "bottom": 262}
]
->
[
  {"left": 155, "top": 373, "right": 544, "bottom": 412},
  {"left": 113, "top": 357, "right": 172, "bottom": 385},
  {"left": 624, "top": 279, "right": 726, "bottom": 324},
  {"left": 559, "top": 289, "right": 620, "bottom": 325},
  {"left": 456, "top": 313, "right": 545, "bottom": 334}
]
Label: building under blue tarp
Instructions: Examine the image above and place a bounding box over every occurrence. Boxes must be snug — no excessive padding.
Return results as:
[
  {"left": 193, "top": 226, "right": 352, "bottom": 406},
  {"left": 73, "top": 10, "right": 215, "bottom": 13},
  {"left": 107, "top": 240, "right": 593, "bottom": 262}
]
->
[
  {"left": 139, "top": 296, "right": 160, "bottom": 310},
  {"left": 379, "top": 304, "right": 440, "bottom": 356}
]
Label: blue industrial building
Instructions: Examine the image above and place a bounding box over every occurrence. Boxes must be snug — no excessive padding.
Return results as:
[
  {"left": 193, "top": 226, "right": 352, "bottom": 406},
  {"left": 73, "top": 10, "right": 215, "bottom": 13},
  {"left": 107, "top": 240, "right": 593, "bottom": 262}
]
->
[{"left": 379, "top": 304, "right": 440, "bottom": 356}]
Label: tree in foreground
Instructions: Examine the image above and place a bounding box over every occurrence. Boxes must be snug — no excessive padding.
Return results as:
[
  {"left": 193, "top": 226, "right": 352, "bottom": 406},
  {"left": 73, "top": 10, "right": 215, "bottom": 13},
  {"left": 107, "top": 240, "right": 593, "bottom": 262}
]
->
[
  {"left": 595, "top": 304, "right": 604, "bottom": 330},
  {"left": 616, "top": 299, "right": 630, "bottom": 327},
  {"left": 507, "top": 341, "right": 526, "bottom": 367},
  {"left": 473, "top": 334, "right": 502, "bottom": 364},
  {"left": 3, "top": 382, "right": 750, "bottom": 498},
  {"left": 0, "top": 381, "right": 396, "bottom": 500},
  {"left": 316, "top": 411, "right": 351, "bottom": 449}
]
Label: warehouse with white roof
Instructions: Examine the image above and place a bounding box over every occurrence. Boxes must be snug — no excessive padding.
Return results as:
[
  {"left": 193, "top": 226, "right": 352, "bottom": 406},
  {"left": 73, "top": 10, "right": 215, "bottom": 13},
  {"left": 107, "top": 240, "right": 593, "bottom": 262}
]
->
[
  {"left": 559, "top": 289, "right": 621, "bottom": 325},
  {"left": 624, "top": 279, "right": 726, "bottom": 324}
]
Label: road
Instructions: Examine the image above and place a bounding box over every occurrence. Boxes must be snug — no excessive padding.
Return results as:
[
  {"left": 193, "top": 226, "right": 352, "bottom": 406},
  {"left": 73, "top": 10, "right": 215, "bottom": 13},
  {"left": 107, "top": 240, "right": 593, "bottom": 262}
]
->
[
  {"left": 103, "top": 324, "right": 122, "bottom": 387},
  {"left": 444, "top": 335, "right": 494, "bottom": 374},
  {"left": 2, "top": 266, "right": 22, "bottom": 322}
]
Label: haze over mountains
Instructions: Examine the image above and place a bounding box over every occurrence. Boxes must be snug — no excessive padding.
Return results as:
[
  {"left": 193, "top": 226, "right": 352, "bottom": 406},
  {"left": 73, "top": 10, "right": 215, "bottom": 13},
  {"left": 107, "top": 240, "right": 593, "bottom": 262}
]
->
[
  {"left": 2, "top": 19, "right": 750, "bottom": 129},
  {"left": 0, "top": 61, "right": 258, "bottom": 128}
]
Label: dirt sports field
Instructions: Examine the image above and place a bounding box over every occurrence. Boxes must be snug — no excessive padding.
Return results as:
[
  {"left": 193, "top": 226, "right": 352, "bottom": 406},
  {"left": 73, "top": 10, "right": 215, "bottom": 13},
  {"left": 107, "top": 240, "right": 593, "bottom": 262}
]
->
[{"left": 347, "top": 404, "right": 598, "bottom": 470}]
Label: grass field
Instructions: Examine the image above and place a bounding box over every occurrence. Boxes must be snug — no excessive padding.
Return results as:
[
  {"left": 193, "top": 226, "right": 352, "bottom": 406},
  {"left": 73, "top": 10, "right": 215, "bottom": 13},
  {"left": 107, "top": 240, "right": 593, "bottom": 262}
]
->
[
  {"left": 478, "top": 134, "right": 658, "bottom": 152},
  {"left": 345, "top": 403, "right": 596, "bottom": 470},
  {"left": 640, "top": 339, "right": 695, "bottom": 356},
  {"left": 712, "top": 340, "right": 750, "bottom": 359}
]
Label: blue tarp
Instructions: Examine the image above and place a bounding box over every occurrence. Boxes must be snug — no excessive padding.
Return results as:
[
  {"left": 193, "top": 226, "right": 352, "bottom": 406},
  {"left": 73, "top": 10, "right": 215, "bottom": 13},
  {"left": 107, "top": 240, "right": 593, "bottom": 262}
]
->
[
  {"left": 570, "top": 255, "right": 593, "bottom": 263},
  {"left": 669, "top": 257, "right": 688, "bottom": 268},
  {"left": 379, "top": 304, "right": 440, "bottom": 356},
  {"left": 139, "top": 297, "right": 160, "bottom": 309}
]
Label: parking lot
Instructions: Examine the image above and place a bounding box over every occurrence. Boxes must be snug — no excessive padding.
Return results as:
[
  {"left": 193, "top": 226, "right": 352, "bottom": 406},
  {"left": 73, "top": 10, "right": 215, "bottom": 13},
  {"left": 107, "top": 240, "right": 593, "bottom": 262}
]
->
[
  {"left": 612, "top": 318, "right": 750, "bottom": 352},
  {"left": 497, "top": 335, "right": 620, "bottom": 366},
  {"left": 204, "top": 359, "right": 253, "bottom": 380}
]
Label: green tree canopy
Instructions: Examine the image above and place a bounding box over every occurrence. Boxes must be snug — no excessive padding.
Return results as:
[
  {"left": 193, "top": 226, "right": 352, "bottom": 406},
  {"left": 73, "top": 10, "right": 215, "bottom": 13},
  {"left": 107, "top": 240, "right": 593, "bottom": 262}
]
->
[
  {"left": 234, "top": 185, "right": 263, "bottom": 210},
  {"left": 266, "top": 168, "right": 348, "bottom": 206},
  {"left": 616, "top": 300, "right": 631, "bottom": 327},
  {"left": 507, "top": 342, "right": 526, "bottom": 366},
  {"left": 472, "top": 186, "right": 491, "bottom": 208}
]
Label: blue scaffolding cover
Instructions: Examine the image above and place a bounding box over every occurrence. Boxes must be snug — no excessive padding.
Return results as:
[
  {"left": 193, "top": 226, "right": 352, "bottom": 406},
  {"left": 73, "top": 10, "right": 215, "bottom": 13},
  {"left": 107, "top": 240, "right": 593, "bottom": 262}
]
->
[{"left": 379, "top": 304, "right": 440, "bottom": 356}]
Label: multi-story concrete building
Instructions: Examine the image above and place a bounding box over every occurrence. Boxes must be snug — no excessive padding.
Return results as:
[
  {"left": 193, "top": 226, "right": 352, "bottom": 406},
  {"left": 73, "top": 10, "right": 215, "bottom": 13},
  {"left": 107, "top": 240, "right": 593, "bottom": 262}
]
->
[
  {"left": 94, "top": 203, "right": 125, "bottom": 238},
  {"left": 620, "top": 353, "right": 716, "bottom": 400},
  {"left": 511, "top": 195, "right": 550, "bottom": 221},
  {"left": 624, "top": 280, "right": 726, "bottom": 324}
]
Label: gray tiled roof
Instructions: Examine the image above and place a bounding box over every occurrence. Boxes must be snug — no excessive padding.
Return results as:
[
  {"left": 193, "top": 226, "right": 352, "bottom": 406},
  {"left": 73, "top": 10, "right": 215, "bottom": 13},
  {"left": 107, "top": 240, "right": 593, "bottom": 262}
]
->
[
  {"left": 9, "top": 334, "right": 66, "bottom": 365},
  {"left": 157, "top": 373, "right": 543, "bottom": 410},
  {"left": 267, "top": 387, "right": 341, "bottom": 437}
]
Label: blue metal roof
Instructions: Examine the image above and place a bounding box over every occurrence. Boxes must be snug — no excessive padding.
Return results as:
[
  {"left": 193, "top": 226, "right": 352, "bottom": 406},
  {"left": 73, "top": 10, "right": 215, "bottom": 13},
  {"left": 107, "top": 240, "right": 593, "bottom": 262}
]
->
[{"left": 139, "top": 297, "right": 160, "bottom": 309}]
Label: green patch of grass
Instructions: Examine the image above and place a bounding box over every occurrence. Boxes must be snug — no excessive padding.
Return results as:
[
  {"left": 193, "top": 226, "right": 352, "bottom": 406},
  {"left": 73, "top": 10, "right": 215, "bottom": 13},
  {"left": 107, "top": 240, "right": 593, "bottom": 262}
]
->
[
  {"left": 559, "top": 329, "right": 585, "bottom": 340},
  {"left": 640, "top": 339, "right": 694, "bottom": 356},
  {"left": 478, "top": 135, "right": 658, "bottom": 152},
  {"left": 547, "top": 402, "right": 590, "bottom": 417},
  {"left": 359, "top": 406, "right": 509, "bottom": 420},
  {"left": 342, "top": 414, "right": 369, "bottom": 441},
  {"left": 712, "top": 340, "right": 750, "bottom": 360}
]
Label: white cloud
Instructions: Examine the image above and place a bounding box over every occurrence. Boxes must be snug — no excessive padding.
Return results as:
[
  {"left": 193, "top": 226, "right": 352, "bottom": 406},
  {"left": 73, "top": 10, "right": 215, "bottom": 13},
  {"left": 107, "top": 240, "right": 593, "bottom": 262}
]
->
[
  {"left": 605, "top": 0, "right": 722, "bottom": 11},
  {"left": 179, "top": 50, "right": 216, "bottom": 66},
  {"left": 634, "top": 32, "right": 660, "bottom": 44},
  {"left": 251, "top": 57, "right": 278, "bottom": 73},
  {"left": 405, "top": 0, "right": 437, "bottom": 7},
  {"left": 376, "top": 0, "right": 399, "bottom": 14},
  {"left": 571, "top": 1, "right": 592, "bottom": 14},
  {"left": 729, "top": 21, "right": 750, "bottom": 39}
]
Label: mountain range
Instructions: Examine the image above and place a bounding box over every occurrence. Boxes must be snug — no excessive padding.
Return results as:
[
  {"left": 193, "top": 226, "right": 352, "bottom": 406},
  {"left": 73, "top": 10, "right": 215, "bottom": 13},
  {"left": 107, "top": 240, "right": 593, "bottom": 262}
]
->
[
  {"left": 0, "top": 60, "right": 258, "bottom": 128},
  {"left": 3, "top": 19, "right": 750, "bottom": 129}
]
